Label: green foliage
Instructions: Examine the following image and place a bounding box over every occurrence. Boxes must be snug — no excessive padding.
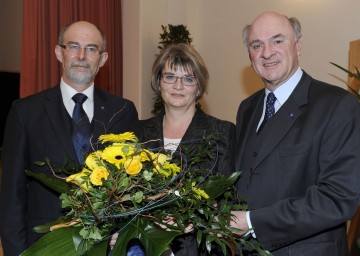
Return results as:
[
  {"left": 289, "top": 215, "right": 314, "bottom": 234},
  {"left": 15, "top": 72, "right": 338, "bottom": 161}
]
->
[
  {"left": 19, "top": 228, "right": 80, "bottom": 256},
  {"left": 25, "top": 169, "right": 72, "bottom": 194},
  {"left": 158, "top": 24, "right": 193, "bottom": 50},
  {"left": 330, "top": 62, "right": 360, "bottom": 100},
  {"left": 21, "top": 132, "right": 270, "bottom": 256}
]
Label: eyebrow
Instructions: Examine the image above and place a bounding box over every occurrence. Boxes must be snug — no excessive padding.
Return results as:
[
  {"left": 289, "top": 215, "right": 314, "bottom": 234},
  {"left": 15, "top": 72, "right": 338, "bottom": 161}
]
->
[
  {"left": 65, "top": 41, "right": 100, "bottom": 48},
  {"left": 249, "top": 33, "right": 285, "bottom": 45},
  {"left": 271, "top": 34, "right": 285, "bottom": 40}
]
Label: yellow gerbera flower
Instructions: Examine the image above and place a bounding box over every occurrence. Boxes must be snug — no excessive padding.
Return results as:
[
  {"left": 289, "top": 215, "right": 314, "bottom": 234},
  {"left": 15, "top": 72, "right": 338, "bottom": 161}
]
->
[
  {"left": 102, "top": 143, "right": 135, "bottom": 168},
  {"left": 99, "top": 132, "right": 137, "bottom": 143}
]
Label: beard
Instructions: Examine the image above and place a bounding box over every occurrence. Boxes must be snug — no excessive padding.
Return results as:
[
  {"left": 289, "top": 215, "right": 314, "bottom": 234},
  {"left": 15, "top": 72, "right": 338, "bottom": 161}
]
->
[{"left": 66, "top": 61, "right": 95, "bottom": 84}]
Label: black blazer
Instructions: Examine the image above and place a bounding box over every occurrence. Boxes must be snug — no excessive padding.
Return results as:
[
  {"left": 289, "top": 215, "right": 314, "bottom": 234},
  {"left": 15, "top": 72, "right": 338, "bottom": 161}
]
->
[
  {"left": 235, "top": 71, "right": 360, "bottom": 256},
  {"left": 135, "top": 108, "right": 236, "bottom": 256},
  {"left": 0, "top": 85, "right": 138, "bottom": 256}
]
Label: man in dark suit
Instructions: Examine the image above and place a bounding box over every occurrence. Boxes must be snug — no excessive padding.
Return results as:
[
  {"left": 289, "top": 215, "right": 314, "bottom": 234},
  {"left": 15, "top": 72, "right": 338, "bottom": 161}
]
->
[
  {"left": 231, "top": 12, "right": 360, "bottom": 255},
  {"left": 0, "top": 21, "right": 138, "bottom": 256}
]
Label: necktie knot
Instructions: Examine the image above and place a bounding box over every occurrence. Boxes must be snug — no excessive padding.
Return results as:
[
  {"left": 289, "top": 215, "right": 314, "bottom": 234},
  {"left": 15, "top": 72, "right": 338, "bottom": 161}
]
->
[
  {"left": 72, "top": 93, "right": 88, "bottom": 122},
  {"left": 72, "top": 93, "right": 87, "bottom": 104}
]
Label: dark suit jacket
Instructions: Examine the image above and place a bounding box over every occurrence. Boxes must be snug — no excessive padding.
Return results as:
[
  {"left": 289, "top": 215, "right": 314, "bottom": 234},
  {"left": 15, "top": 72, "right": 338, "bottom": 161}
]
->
[
  {"left": 135, "top": 108, "right": 236, "bottom": 256},
  {"left": 0, "top": 85, "right": 138, "bottom": 256},
  {"left": 235, "top": 71, "right": 360, "bottom": 256}
]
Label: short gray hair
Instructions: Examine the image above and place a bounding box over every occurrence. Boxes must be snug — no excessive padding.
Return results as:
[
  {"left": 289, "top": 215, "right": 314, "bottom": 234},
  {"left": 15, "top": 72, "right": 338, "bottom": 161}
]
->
[{"left": 242, "top": 15, "right": 302, "bottom": 48}]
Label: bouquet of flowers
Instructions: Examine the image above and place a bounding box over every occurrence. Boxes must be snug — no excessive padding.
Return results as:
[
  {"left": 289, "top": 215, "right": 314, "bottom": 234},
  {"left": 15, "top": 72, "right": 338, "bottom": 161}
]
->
[{"left": 20, "top": 132, "right": 270, "bottom": 256}]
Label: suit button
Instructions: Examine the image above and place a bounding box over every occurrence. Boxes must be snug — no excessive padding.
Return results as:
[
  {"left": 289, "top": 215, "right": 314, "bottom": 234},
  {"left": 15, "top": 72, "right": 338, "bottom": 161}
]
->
[{"left": 253, "top": 151, "right": 258, "bottom": 156}]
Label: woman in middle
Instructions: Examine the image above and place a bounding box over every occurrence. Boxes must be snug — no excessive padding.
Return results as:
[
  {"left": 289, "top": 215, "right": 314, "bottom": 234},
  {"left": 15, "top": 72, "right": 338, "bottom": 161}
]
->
[{"left": 135, "top": 43, "right": 236, "bottom": 256}]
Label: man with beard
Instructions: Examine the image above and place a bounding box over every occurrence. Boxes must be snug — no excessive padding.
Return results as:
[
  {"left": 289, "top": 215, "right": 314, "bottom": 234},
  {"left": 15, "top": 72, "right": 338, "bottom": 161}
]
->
[{"left": 0, "top": 21, "right": 138, "bottom": 256}]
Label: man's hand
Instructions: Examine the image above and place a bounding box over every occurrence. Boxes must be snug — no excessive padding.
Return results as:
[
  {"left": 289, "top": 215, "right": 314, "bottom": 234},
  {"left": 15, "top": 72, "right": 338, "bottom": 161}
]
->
[
  {"left": 155, "top": 216, "right": 194, "bottom": 233},
  {"left": 230, "top": 211, "right": 249, "bottom": 235}
]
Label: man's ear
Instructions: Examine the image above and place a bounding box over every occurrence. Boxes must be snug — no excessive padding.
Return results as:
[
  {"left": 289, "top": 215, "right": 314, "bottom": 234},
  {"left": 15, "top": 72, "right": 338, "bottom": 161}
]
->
[
  {"left": 296, "top": 35, "right": 302, "bottom": 56},
  {"left": 98, "top": 52, "right": 108, "bottom": 68},
  {"left": 55, "top": 45, "right": 64, "bottom": 63}
]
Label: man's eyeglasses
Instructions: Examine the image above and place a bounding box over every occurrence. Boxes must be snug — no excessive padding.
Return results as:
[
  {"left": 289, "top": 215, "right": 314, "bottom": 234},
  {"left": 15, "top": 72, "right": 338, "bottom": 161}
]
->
[
  {"left": 161, "top": 73, "right": 198, "bottom": 86},
  {"left": 59, "top": 44, "right": 103, "bottom": 55}
]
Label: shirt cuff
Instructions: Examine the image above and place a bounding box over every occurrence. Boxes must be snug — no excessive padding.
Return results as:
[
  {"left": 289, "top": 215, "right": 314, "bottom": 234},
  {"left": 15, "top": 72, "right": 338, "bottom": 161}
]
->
[{"left": 246, "top": 211, "right": 256, "bottom": 238}]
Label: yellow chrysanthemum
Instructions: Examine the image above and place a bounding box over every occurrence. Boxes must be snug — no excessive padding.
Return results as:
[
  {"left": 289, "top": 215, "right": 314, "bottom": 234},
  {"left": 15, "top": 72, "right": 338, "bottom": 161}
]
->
[
  {"left": 102, "top": 143, "right": 135, "bottom": 168},
  {"left": 165, "top": 162, "right": 181, "bottom": 175},
  {"left": 89, "top": 166, "right": 109, "bottom": 186},
  {"left": 152, "top": 159, "right": 181, "bottom": 178},
  {"left": 66, "top": 168, "right": 92, "bottom": 192},
  {"left": 192, "top": 182, "right": 209, "bottom": 199},
  {"left": 124, "top": 155, "right": 143, "bottom": 176},
  {"left": 99, "top": 132, "right": 137, "bottom": 144},
  {"left": 152, "top": 167, "right": 170, "bottom": 177}
]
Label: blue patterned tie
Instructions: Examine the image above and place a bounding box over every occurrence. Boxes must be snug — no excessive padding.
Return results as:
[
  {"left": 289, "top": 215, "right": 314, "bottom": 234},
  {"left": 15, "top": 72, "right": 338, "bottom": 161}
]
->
[
  {"left": 257, "top": 92, "right": 276, "bottom": 134},
  {"left": 72, "top": 93, "right": 91, "bottom": 163}
]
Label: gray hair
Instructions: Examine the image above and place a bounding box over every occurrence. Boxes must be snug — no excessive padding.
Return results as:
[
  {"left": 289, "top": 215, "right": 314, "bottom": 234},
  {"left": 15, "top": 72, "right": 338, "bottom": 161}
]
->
[{"left": 242, "top": 15, "right": 302, "bottom": 48}]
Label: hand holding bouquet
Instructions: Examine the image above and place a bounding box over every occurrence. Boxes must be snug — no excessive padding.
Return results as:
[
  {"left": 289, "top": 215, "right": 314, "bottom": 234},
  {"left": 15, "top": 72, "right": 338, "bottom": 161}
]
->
[{"left": 21, "top": 132, "right": 269, "bottom": 256}]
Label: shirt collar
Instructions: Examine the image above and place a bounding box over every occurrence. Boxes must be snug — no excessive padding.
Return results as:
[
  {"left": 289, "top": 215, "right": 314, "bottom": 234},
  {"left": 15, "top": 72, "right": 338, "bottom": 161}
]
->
[
  {"left": 266, "top": 67, "right": 303, "bottom": 105},
  {"left": 60, "top": 78, "right": 94, "bottom": 104}
]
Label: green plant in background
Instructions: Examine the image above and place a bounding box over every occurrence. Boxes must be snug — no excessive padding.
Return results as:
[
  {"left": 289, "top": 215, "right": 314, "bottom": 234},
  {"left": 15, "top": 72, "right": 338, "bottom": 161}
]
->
[
  {"left": 330, "top": 62, "right": 360, "bottom": 100},
  {"left": 158, "top": 24, "right": 193, "bottom": 50},
  {"left": 152, "top": 24, "right": 193, "bottom": 115}
]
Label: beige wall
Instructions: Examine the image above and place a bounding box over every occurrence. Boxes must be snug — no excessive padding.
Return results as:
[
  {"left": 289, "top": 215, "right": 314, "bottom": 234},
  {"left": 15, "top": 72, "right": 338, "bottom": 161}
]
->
[
  {"left": 122, "top": 0, "right": 360, "bottom": 123},
  {"left": 2, "top": 0, "right": 360, "bottom": 123}
]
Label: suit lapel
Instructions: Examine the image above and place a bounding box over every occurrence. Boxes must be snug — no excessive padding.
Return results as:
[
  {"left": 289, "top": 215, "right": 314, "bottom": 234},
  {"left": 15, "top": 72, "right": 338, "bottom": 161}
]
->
[
  {"left": 235, "top": 92, "right": 263, "bottom": 168},
  {"left": 92, "top": 90, "right": 109, "bottom": 139},
  {"left": 253, "top": 97, "right": 302, "bottom": 168},
  {"left": 44, "top": 86, "right": 76, "bottom": 159},
  {"left": 249, "top": 72, "right": 311, "bottom": 169}
]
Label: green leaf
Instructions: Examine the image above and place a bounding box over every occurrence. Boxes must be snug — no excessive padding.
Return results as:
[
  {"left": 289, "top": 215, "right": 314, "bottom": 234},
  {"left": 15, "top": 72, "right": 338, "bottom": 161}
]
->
[
  {"left": 73, "top": 227, "right": 95, "bottom": 254},
  {"left": 133, "top": 191, "right": 144, "bottom": 203},
  {"left": 200, "top": 171, "right": 241, "bottom": 199},
  {"left": 25, "top": 170, "right": 72, "bottom": 194},
  {"left": 20, "top": 228, "right": 78, "bottom": 256},
  {"left": 87, "top": 239, "right": 108, "bottom": 256},
  {"left": 330, "top": 62, "right": 360, "bottom": 100},
  {"left": 111, "top": 219, "right": 180, "bottom": 256},
  {"left": 330, "top": 62, "right": 360, "bottom": 80},
  {"left": 60, "top": 193, "right": 72, "bottom": 208}
]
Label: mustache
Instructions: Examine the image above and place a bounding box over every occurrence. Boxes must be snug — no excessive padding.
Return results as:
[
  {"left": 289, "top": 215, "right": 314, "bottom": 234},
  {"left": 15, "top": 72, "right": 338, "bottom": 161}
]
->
[{"left": 70, "top": 62, "right": 90, "bottom": 68}]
